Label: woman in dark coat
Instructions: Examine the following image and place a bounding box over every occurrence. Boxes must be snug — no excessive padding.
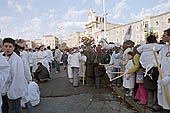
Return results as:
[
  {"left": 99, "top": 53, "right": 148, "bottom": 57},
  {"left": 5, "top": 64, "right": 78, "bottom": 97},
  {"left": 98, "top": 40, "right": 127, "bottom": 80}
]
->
[
  {"left": 94, "top": 45, "right": 109, "bottom": 88},
  {"left": 85, "top": 46, "right": 96, "bottom": 86},
  {"left": 34, "top": 62, "right": 50, "bottom": 82}
]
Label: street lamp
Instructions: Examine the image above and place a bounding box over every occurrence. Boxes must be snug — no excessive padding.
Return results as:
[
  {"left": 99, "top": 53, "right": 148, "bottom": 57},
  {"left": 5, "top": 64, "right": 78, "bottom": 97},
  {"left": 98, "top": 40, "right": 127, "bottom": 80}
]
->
[{"left": 103, "top": 0, "right": 107, "bottom": 40}]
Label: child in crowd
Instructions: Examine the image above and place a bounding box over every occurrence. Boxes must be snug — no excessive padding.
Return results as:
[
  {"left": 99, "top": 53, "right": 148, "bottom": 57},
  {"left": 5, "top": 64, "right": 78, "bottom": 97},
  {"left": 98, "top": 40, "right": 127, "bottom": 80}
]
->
[
  {"left": 2, "top": 38, "right": 28, "bottom": 113},
  {"left": 0, "top": 54, "right": 10, "bottom": 113},
  {"left": 127, "top": 45, "right": 148, "bottom": 105},
  {"left": 123, "top": 52, "right": 135, "bottom": 97}
]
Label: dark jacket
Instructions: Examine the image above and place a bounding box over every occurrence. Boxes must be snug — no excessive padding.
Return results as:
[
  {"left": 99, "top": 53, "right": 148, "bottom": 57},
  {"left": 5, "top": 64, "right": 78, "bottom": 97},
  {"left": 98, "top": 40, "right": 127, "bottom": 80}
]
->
[
  {"left": 35, "top": 65, "right": 50, "bottom": 79},
  {"left": 85, "top": 50, "right": 96, "bottom": 77}
]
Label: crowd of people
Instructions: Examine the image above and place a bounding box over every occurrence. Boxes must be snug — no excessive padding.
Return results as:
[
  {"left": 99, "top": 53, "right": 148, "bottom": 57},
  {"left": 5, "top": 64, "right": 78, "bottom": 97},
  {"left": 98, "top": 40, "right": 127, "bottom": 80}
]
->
[{"left": 0, "top": 27, "right": 170, "bottom": 113}]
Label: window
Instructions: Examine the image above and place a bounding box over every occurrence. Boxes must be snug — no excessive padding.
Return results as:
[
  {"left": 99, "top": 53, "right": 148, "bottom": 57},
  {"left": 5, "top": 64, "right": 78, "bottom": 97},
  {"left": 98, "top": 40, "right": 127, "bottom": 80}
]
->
[
  {"left": 136, "top": 26, "right": 139, "bottom": 31},
  {"left": 96, "top": 17, "right": 98, "bottom": 22},
  {"left": 168, "top": 18, "right": 170, "bottom": 24},
  {"left": 155, "top": 21, "right": 159, "bottom": 26}
]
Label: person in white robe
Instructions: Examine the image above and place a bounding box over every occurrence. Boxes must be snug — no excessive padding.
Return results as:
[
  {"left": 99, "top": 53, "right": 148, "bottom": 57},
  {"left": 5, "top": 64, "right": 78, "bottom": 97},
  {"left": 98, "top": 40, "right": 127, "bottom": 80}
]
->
[
  {"left": 156, "top": 28, "right": 170, "bottom": 110},
  {"left": 123, "top": 52, "right": 135, "bottom": 97},
  {"left": 37, "top": 46, "right": 49, "bottom": 72},
  {"left": 0, "top": 54, "right": 10, "bottom": 113},
  {"left": 27, "top": 81, "right": 40, "bottom": 106},
  {"left": 20, "top": 47, "right": 29, "bottom": 63},
  {"left": 32, "top": 48, "right": 39, "bottom": 73},
  {"left": 137, "top": 35, "right": 163, "bottom": 110},
  {"left": 79, "top": 50, "right": 87, "bottom": 78},
  {"left": 70, "top": 47, "right": 81, "bottom": 87},
  {"left": 2, "top": 38, "right": 28, "bottom": 113},
  {"left": 28, "top": 49, "right": 34, "bottom": 74},
  {"left": 45, "top": 46, "right": 54, "bottom": 73},
  {"left": 67, "top": 51, "right": 73, "bottom": 83}
]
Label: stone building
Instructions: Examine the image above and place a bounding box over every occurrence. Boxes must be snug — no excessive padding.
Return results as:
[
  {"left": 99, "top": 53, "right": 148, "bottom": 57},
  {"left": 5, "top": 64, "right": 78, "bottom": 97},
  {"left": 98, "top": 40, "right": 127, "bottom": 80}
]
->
[
  {"left": 85, "top": 9, "right": 170, "bottom": 45},
  {"left": 85, "top": 9, "right": 121, "bottom": 44},
  {"left": 66, "top": 32, "right": 84, "bottom": 48},
  {"left": 41, "top": 35, "right": 59, "bottom": 49}
]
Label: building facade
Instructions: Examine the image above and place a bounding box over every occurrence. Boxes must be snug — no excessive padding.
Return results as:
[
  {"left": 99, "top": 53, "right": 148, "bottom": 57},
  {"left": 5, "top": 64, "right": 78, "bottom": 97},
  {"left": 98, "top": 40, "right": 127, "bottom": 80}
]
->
[
  {"left": 85, "top": 9, "right": 170, "bottom": 45},
  {"left": 66, "top": 32, "right": 84, "bottom": 47},
  {"left": 85, "top": 9, "right": 121, "bottom": 44},
  {"left": 41, "top": 35, "right": 59, "bottom": 49}
]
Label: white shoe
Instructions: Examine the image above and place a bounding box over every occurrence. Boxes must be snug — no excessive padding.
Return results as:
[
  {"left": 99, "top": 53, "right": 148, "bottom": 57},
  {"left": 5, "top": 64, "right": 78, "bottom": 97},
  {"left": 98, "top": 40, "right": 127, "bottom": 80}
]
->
[{"left": 56, "top": 71, "right": 58, "bottom": 73}]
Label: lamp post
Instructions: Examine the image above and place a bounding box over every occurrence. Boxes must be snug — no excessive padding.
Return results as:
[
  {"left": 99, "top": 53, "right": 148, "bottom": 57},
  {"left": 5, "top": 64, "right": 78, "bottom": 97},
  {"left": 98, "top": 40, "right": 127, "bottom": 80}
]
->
[{"left": 103, "top": 0, "right": 107, "bottom": 40}]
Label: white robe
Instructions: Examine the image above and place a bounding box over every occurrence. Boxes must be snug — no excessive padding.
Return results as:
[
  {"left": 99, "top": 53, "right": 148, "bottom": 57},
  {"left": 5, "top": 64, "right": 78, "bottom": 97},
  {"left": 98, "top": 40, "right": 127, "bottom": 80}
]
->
[
  {"left": 3, "top": 52, "right": 28, "bottom": 99},
  {"left": 28, "top": 52, "right": 33, "bottom": 67},
  {"left": 157, "top": 45, "right": 170, "bottom": 110},
  {"left": 21, "top": 81, "right": 40, "bottom": 107},
  {"left": 21, "top": 56, "right": 32, "bottom": 82},
  {"left": 137, "top": 43, "right": 163, "bottom": 70},
  {"left": 67, "top": 54, "right": 72, "bottom": 79},
  {"left": 21, "top": 56, "right": 31, "bottom": 105},
  {"left": 32, "top": 51, "right": 38, "bottom": 73},
  {"left": 37, "top": 51, "right": 49, "bottom": 72},
  {"left": 79, "top": 55, "right": 87, "bottom": 77},
  {"left": 45, "top": 49, "right": 53, "bottom": 63},
  {"left": 123, "top": 60, "right": 135, "bottom": 89},
  {"left": 0, "top": 54, "right": 10, "bottom": 113}
]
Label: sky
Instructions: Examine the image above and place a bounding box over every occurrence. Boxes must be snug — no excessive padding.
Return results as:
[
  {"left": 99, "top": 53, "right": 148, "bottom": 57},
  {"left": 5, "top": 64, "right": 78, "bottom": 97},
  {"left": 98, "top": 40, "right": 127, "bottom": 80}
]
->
[{"left": 0, "top": 0, "right": 170, "bottom": 40}]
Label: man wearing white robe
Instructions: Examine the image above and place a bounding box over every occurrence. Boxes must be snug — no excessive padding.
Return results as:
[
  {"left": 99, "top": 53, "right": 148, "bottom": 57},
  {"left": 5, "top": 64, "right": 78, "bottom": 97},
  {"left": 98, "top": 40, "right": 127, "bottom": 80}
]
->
[
  {"left": 45, "top": 46, "right": 54, "bottom": 73},
  {"left": 2, "top": 38, "right": 28, "bottom": 113},
  {"left": 37, "top": 46, "right": 49, "bottom": 72},
  {"left": 157, "top": 28, "right": 170, "bottom": 110},
  {"left": 0, "top": 54, "right": 10, "bottom": 113}
]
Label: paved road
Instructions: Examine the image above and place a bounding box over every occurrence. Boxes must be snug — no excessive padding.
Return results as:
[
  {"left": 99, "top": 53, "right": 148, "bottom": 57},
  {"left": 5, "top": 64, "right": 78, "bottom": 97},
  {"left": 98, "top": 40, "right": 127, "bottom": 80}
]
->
[{"left": 23, "top": 66, "right": 138, "bottom": 113}]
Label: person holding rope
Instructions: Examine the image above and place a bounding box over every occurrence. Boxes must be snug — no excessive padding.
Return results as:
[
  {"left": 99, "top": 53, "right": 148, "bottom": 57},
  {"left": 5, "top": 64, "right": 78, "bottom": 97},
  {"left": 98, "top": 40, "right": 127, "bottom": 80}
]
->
[{"left": 109, "top": 42, "right": 123, "bottom": 87}]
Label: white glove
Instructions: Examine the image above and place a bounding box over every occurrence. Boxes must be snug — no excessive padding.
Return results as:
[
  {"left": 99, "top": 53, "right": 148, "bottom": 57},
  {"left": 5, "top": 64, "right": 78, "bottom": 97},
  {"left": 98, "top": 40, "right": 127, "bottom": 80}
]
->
[{"left": 160, "top": 75, "right": 170, "bottom": 86}]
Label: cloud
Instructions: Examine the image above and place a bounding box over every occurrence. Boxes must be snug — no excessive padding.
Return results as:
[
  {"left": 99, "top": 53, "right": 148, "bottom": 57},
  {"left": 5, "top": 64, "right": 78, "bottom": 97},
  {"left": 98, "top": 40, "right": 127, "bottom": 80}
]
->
[
  {"left": 131, "top": 0, "right": 170, "bottom": 20},
  {"left": 95, "top": 0, "right": 103, "bottom": 6},
  {"left": 7, "top": 0, "right": 32, "bottom": 13},
  {"left": 57, "top": 21, "right": 85, "bottom": 38},
  {"left": 64, "top": 7, "right": 88, "bottom": 20},
  {"left": 82, "top": 0, "right": 87, "bottom": 3},
  {"left": 112, "top": 0, "right": 127, "bottom": 19},
  {"left": 0, "top": 16, "right": 13, "bottom": 24}
]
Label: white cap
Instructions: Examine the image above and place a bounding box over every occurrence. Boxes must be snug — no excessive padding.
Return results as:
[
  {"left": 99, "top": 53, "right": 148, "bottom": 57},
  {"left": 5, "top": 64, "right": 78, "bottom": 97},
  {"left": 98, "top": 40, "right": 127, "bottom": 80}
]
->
[{"left": 115, "top": 42, "right": 121, "bottom": 47}]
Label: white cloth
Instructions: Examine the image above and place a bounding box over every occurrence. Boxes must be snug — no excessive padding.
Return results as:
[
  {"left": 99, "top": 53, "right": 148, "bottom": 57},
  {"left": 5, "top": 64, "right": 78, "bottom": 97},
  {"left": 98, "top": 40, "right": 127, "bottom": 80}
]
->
[
  {"left": 21, "top": 81, "right": 40, "bottom": 107},
  {"left": 70, "top": 52, "right": 81, "bottom": 68},
  {"left": 45, "top": 49, "right": 54, "bottom": 63},
  {"left": 157, "top": 45, "right": 170, "bottom": 110},
  {"left": 21, "top": 51, "right": 29, "bottom": 63},
  {"left": 137, "top": 43, "right": 163, "bottom": 69},
  {"left": 21, "top": 56, "right": 32, "bottom": 83},
  {"left": 54, "top": 49, "right": 62, "bottom": 62},
  {"left": 37, "top": 51, "right": 49, "bottom": 72},
  {"left": 121, "top": 48, "right": 133, "bottom": 71},
  {"left": 123, "top": 60, "right": 135, "bottom": 89},
  {"left": 79, "top": 55, "right": 87, "bottom": 77},
  {"left": 32, "top": 51, "right": 38, "bottom": 73},
  {"left": 28, "top": 52, "right": 33, "bottom": 67},
  {"left": 3, "top": 52, "right": 28, "bottom": 99},
  {"left": 0, "top": 54, "right": 10, "bottom": 113},
  {"left": 67, "top": 54, "right": 72, "bottom": 79}
]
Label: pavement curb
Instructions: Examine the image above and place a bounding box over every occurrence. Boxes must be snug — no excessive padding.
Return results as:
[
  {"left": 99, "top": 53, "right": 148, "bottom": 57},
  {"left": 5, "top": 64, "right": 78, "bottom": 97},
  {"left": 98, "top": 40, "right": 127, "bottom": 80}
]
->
[{"left": 107, "top": 84, "right": 168, "bottom": 113}]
